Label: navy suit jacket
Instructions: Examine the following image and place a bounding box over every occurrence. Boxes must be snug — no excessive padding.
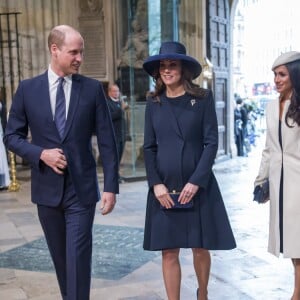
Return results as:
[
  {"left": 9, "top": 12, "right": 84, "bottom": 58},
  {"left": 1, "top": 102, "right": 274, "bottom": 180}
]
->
[{"left": 4, "top": 71, "right": 119, "bottom": 206}]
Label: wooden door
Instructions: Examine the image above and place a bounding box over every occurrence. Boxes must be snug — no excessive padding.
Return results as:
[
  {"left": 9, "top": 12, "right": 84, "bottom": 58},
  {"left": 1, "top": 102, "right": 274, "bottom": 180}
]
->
[{"left": 206, "top": 0, "right": 230, "bottom": 158}]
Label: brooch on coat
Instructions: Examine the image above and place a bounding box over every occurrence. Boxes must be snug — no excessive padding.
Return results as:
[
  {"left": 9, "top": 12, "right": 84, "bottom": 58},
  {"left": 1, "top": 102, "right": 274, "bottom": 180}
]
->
[{"left": 191, "top": 99, "right": 196, "bottom": 106}]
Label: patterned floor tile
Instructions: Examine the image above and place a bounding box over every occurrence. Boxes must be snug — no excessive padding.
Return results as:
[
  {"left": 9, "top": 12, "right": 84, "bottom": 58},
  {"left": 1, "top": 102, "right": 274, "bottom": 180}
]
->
[{"left": 0, "top": 224, "right": 158, "bottom": 280}]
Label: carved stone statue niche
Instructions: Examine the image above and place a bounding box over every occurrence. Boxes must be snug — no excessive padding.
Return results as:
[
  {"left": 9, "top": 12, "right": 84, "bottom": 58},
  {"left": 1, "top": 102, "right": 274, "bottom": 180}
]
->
[
  {"left": 80, "top": 0, "right": 102, "bottom": 16},
  {"left": 117, "top": 0, "right": 149, "bottom": 101},
  {"left": 78, "top": 0, "right": 106, "bottom": 79}
]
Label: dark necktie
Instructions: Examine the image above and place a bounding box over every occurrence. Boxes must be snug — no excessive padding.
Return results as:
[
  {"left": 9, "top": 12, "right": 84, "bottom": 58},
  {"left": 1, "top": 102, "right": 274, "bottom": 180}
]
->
[{"left": 55, "top": 77, "right": 66, "bottom": 138}]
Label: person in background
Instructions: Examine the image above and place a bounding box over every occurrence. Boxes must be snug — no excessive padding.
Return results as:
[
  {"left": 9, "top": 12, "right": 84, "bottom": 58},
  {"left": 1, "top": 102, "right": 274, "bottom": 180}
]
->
[
  {"left": 142, "top": 41, "right": 236, "bottom": 300},
  {"left": 0, "top": 98, "right": 10, "bottom": 190},
  {"left": 245, "top": 101, "right": 258, "bottom": 147},
  {"left": 254, "top": 51, "right": 300, "bottom": 300},
  {"left": 4, "top": 25, "right": 119, "bottom": 299},
  {"left": 234, "top": 98, "right": 244, "bottom": 156},
  {"left": 107, "top": 83, "right": 128, "bottom": 183},
  {"left": 234, "top": 96, "right": 248, "bottom": 156}
]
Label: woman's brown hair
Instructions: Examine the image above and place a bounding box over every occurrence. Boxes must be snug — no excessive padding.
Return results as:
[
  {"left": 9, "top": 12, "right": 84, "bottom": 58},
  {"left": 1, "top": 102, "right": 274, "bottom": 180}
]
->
[
  {"left": 285, "top": 60, "right": 300, "bottom": 127},
  {"left": 146, "top": 61, "right": 208, "bottom": 101}
]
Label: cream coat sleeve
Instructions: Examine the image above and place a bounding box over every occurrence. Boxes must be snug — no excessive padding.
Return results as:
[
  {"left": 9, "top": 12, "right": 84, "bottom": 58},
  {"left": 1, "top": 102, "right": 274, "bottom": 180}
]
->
[{"left": 254, "top": 108, "right": 271, "bottom": 187}]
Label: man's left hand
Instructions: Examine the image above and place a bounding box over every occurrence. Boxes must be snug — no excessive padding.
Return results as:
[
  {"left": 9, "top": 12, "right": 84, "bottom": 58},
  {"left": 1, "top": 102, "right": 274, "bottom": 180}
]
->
[{"left": 100, "top": 192, "right": 116, "bottom": 215}]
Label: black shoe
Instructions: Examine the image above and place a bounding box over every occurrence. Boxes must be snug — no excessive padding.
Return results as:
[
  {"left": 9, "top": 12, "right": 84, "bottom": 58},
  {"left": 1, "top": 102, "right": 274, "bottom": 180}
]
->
[{"left": 196, "top": 288, "right": 199, "bottom": 299}]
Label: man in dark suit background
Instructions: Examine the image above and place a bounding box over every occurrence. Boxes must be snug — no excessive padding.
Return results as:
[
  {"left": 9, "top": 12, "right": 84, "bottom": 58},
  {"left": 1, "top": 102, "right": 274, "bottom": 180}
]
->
[
  {"left": 4, "top": 25, "right": 119, "bottom": 299},
  {"left": 106, "top": 83, "right": 128, "bottom": 182}
]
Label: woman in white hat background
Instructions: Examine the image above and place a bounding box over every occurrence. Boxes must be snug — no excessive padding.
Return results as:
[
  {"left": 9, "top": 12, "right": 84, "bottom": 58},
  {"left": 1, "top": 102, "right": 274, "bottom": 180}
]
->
[
  {"left": 255, "top": 51, "right": 300, "bottom": 299},
  {"left": 142, "top": 41, "right": 236, "bottom": 300}
]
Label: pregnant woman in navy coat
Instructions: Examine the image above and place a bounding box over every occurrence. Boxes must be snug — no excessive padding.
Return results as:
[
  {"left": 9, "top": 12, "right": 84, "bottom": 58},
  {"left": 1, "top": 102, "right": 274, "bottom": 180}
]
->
[{"left": 142, "top": 41, "right": 236, "bottom": 300}]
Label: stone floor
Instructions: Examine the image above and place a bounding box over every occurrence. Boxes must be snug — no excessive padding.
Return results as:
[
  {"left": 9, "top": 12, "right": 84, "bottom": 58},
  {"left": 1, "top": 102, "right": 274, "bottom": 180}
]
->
[{"left": 0, "top": 134, "right": 295, "bottom": 299}]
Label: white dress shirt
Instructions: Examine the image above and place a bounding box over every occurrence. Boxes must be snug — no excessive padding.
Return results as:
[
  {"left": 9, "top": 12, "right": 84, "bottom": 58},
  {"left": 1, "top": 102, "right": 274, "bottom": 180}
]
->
[{"left": 48, "top": 66, "right": 72, "bottom": 119}]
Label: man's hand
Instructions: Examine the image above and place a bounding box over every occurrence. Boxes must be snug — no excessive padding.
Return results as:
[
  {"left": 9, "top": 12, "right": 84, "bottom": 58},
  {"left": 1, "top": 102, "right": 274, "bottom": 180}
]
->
[
  {"left": 100, "top": 192, "right": 116, "bottom": 215},
  {"left": 40, "top": 148, "right": 67, "bottom": 175}
]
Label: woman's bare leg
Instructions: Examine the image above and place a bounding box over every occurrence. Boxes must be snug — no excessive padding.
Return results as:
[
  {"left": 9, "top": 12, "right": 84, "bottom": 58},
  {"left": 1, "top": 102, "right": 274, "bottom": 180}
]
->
[
  {"left": 192, "top": 248, "right": 211, "bottom": 300},
  {"left": 162, "top": 248, "right": 181, "bottom": 300},
  {"left": 292, "top": 258, "right": 300, "bottom": 300}
]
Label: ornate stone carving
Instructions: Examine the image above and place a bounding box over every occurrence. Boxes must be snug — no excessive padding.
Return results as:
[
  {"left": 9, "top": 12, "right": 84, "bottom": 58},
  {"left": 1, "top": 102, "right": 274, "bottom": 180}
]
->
[
  {"left": 79, "top": 0, "right": 102, "bottom": 16},
  {"left": 79, "top": 0, "right": 106, "bottom": 79},
  {"left": 118, "top": 0, "right": 148, "bottom": 69}
]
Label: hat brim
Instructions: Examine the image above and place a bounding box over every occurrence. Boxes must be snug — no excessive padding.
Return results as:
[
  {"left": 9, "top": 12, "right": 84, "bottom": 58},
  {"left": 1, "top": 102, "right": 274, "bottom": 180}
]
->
[
  {"left": 143, "top": 53, "right": 202, "bottom": 79},
  {"left": 272, "top": 51, "right": 300, "bottom": 70}
]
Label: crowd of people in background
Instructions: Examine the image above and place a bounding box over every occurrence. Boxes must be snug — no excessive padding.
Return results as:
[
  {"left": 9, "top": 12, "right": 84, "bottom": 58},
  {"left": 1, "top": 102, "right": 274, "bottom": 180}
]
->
[{"left": 233, "top": 92, "right": 265, "bottom": 157}]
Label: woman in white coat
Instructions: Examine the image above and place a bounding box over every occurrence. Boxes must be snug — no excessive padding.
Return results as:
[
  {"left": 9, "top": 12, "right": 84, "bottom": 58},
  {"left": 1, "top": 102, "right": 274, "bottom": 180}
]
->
[{"left": 255, "top": 51, "right": 300, "bottom": 300}]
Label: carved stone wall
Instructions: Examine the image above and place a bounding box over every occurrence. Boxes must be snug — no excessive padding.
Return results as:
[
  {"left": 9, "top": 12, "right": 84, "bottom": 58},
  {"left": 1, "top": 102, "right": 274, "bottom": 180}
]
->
[
  {"left": 116, "top": 0, "right": 149, "bottom": 101},
  {"left": 0, "top": 0, "right": 80, "bottom": 109},
  {"left": 78, "top": 0, "right": 107, "bottom": 80}
]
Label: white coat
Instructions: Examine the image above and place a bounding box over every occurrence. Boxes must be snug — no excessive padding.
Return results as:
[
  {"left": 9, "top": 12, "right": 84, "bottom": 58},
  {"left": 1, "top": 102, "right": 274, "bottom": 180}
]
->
[{"left": 255, "top": 98, "right": 300, "bottom": 258}]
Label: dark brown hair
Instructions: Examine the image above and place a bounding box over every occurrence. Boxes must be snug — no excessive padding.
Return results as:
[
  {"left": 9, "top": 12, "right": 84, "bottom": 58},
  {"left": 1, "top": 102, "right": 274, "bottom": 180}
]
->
[
  {"left": 146, "top": 61, "right": 208, "bottom": 101},
  {"left": 285, "top": 59, "right": 300, "bottom": 127}
]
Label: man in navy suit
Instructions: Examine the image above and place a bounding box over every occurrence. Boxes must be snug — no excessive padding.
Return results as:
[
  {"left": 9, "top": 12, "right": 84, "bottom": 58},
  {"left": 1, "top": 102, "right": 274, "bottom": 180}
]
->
[{"left": 4, "top": 25, "right": 119, "bottom": 299}]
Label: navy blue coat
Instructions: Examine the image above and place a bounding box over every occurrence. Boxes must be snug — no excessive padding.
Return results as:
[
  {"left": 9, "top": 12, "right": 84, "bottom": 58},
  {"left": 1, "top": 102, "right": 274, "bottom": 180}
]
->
[
  {"left": 143, "top": 91, "right": 236, "bottom": 250},
  {"left": 4, "top": 71, "right": 119, "bottom": 206}
]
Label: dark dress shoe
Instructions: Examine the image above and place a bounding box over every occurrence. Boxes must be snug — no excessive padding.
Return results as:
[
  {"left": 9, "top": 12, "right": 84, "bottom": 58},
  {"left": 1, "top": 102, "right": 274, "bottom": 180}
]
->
[{"left": 196, "top": 288, "right": 199, "bottom": 299}]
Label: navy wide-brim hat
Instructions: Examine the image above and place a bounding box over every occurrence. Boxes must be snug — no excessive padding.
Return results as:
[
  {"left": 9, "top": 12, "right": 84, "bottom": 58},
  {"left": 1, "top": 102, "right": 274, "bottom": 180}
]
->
[{"left": 143, "top": 41, "right": 202, "bottom": 79}]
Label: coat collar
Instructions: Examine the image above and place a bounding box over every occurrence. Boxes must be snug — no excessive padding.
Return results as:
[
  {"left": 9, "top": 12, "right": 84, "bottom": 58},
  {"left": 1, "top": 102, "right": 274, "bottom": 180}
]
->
[
  {"left": 161, "top": 93, "right": 191, "bottom": 139},
  {"left": 39, "top": 71, "right": 54, "bottom": 128}
]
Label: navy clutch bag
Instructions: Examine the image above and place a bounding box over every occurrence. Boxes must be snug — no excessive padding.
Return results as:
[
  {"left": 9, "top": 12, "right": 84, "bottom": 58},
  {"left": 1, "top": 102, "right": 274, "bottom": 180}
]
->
[
  {"left": 161, "top": 191, "right": 194, "bottom": 210},
  {"left": 253, "top": 179, "right": 269, "bottom": 204}
]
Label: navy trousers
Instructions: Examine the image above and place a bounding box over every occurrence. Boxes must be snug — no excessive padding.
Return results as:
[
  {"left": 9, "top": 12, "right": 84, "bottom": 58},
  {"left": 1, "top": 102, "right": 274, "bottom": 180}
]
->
[{"left": 37, "top": 172, "right": 96, "bottom": 300}]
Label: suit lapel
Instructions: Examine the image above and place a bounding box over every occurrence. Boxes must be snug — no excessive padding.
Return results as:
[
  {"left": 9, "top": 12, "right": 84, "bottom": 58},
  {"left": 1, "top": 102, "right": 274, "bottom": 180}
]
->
[
  {"left": 39, "top": 71, "right": 57, "bottom": 131},
  {"left": 62, "top": 74, "right": 81, "bottom": 140}
]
